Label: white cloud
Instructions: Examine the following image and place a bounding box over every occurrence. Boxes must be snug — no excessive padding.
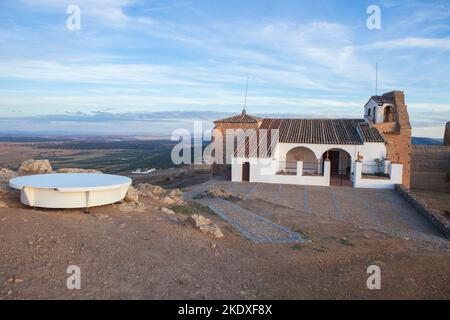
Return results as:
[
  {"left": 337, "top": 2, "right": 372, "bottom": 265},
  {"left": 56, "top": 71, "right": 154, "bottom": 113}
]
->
[
  {"left": 21, "top": 0, "right": 138, "bottom": 26},
  {"left": 367, "top": 37, "right": 450, "bottom": 50}
]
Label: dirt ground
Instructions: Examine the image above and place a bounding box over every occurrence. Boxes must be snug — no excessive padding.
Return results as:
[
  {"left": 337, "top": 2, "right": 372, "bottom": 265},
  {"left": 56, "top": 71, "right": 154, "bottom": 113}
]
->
[{"left": 0, "top": 192, "right": 449, "bottom": 300}]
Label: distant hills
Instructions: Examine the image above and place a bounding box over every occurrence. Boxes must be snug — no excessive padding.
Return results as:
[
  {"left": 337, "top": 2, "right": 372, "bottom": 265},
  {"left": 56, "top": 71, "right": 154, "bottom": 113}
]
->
[
  {"left": 0, "top": 133, "right": 444, "bottom": 145},
  {"left": 412, "top": 137, "right": 443, "bottom": 145}
]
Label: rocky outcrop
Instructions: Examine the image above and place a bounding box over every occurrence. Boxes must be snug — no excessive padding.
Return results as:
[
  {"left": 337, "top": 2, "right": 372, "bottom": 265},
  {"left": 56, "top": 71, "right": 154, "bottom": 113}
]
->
[
  {"left": 0, "top": 168, "right": 18, "bottom": 183},
  {"left": 136, "top": 183, "right": 184, "bottom": 205},
  {"left": 124, "top": 186, "right": 139, "bottom": 203},
  {"left": 137, "top": 184, "right": 166, "bottom": 197},
  {"left": 18, "top": 159, "right": 52, "bottom": 175},
  {"left": 161, "top": 207, "right": 176, "bottom": 215},
  {"left": 56, "top": 168, "right": 102, "bottom": 174},
  {"left": 188, "top": 214, "right": 224, "bottom": 238}
]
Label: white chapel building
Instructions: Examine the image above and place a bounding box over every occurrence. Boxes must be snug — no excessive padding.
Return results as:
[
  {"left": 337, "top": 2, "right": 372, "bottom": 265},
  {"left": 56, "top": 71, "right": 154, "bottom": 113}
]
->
[{"left": 212, "top": 91, "right": 412, "bottom": 189}]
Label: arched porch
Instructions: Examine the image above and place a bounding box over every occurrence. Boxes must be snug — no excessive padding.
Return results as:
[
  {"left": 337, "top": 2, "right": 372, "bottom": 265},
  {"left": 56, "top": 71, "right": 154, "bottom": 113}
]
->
[
  {"left": 284, "top": 146, "right": 320, "bottom": 175},
  {"left": 321, "top": 148, "right": 353, "bottom": 186}
]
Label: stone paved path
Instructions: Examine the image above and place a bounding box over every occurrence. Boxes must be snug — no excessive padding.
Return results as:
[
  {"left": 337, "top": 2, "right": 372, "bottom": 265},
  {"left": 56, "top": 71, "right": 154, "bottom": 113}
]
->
[
  {"left": 196, "top": 197, "right": 310, "bottom": 244},
  {"left": 196, "top": 181, "right": 448, "bottom": 245}
]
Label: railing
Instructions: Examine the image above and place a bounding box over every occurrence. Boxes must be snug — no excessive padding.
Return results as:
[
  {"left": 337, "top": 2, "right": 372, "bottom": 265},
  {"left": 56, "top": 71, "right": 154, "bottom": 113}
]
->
[
  {"left": 276, "top": 161, "right": 297, "bottom": 175},
  {"left": 276, "top": 161, "right": 321, "bottom": 176},
  {"left": 303, "top": 162, "right": 321, "bottom": 175}
]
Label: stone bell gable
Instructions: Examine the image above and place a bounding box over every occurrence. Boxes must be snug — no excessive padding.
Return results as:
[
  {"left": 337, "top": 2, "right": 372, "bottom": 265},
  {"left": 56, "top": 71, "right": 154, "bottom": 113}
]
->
[{"left": 365, "top": 91, "right": 412, "bottom": 188}]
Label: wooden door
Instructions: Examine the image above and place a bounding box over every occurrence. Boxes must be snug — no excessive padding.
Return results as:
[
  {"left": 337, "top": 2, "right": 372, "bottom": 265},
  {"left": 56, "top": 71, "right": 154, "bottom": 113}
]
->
[
  {"left": 242, "top": 162, "right": 250, "bottom": 181},
  {"left": 329, "top": 151, "right": 340, "bottom": 175}
]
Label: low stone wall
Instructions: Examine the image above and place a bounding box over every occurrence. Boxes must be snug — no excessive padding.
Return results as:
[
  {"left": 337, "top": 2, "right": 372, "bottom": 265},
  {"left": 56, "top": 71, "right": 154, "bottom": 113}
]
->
[{"left": 396, "top": 185, "right": 450, "bottom": 239}]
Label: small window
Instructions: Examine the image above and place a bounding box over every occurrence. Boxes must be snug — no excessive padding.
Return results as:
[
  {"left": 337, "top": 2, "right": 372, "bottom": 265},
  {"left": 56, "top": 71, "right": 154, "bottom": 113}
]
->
[{"left": 367, "top": 108, "right": 371, "bottom": 116}]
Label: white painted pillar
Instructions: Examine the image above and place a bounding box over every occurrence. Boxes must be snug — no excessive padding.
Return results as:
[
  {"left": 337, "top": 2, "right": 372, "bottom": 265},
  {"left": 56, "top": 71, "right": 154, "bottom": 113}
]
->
[
  {"left": 296, "top": 161, "right": 303, "bottom": 176},
  {"left": 231, "top": 158, "right": 242, "bottom": 182},
  {"left": 383, "top": 160, "right": 391, "bottom": 175},
  {"left": 323, "top": 160, "right": 331, "bottom": 186},
  {"left": 350, "top": 161, "right": 355, "bottom": 182},
  {"left": 354, "top": 160, "right": 362, "bottom": 188},
  {"left": 317, "top": 158, "right": 322, "bottom": 175}
]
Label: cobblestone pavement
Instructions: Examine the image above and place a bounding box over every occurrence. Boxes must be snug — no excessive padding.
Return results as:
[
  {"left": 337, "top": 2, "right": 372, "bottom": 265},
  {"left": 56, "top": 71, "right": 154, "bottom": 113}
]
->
[
  {"left": 193, "top": 181, "right": 447, "bottom": 244},
  {"left": 196, "top": 197, "right": 310, "bottom": 244}
]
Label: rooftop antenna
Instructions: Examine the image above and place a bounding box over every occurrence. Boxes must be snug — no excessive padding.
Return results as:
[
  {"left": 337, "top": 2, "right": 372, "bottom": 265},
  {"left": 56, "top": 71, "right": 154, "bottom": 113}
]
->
[
  {"left": 375, "top": 62, "right": 378, "bottom": 96},
  {"left": 243, "top": 77, "right": 249, "bottom": 114}
]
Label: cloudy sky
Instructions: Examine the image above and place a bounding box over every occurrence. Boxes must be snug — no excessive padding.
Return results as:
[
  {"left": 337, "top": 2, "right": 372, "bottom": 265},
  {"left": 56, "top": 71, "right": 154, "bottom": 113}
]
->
[{"left": 0, "top": 0, "right": 449, "bottom": 137}]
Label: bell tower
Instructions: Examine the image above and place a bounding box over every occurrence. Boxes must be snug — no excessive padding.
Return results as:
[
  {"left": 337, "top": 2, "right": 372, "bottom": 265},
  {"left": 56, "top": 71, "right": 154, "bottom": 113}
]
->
[{"left": 365, "top": 91, "right": 412, "bottom": 188}]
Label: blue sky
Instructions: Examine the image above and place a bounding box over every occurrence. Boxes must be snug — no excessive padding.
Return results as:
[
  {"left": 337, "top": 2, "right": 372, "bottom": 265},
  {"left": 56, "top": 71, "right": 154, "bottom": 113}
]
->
[{"left": 0, "top": 0, "right": 449, "bottom": 137}]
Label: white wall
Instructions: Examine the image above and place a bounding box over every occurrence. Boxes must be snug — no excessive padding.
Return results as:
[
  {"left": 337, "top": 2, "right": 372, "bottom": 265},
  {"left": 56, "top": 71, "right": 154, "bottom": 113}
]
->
[
  {"left": 364, "top": 99, "right": 378, "bottom": 122},
  {"left": 231, "top": 141, "right": 388, "bottom": 188},
  {"left": 364, "top": 99, "right": 394, "bottom": 124},
  {"left": 231, "top": 158, "right": 243, "bottom": 182},
  {"left": 353, "top": 161, "right": 403, "bottom": 189},
  {"left": 276, "top": 142, "right": 386, "bottom": 169},
  {"left": 232, "top": 157, "right": 331, "bottom": 186}
]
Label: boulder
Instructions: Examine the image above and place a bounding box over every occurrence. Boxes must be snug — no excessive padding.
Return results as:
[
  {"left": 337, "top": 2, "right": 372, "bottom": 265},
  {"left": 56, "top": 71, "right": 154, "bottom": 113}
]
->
[
  {"left": 136, "top": 183, "right": 184, "bottom": 204},
  {"left": 124, "top": 186, "right": 139, "bottom": 203},
  {"left": 168, "top": 188, "right": 183, "bottom": 198},
  {"left": 56, "top": 168, "right": 102, "bottom": 174},
  {"left": 188, "top": 214, "right": 224, "bottom": 238},
  {"left": 0, "top": 168, "right": 18, "bottom": 183},
  {"left": 161, "top": 196, "right": 176, "bottom": 205},
  {"left": 136, "top": 183, "right": 166, "bottom": 197},
  {"left": 18, "top": 159, "right": 52, "bottom": 175},
  {"left": 167, "top": 188, "right": 184, "bottom": 204},
  {"left": 0, "top": 200, "right": 8, "bottom": 208},
  {"left": 161, "top": 207, "right": 176, "bottom": 215}
]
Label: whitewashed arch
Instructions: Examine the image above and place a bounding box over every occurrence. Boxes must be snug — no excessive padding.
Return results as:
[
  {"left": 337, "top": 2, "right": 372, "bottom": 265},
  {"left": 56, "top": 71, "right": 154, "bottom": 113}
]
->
[{"left": 285, "top": 146, "right": 317, "bottom": 161}]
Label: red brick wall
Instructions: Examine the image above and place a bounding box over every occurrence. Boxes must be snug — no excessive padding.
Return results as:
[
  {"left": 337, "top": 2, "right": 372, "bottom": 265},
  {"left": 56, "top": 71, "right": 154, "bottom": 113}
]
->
[{"left": 372, "top": 91, "right": 412, "bottom": 188}]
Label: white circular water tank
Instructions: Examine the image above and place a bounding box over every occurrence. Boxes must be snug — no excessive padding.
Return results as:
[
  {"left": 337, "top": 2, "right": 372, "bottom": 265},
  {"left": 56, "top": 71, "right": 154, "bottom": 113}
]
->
[{"left": 9, "top": 173, "right": 132, "bottom": 209}]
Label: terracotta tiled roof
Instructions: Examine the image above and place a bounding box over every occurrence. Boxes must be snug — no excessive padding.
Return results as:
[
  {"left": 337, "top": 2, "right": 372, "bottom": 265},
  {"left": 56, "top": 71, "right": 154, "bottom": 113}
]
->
[
  {"left": 370, "top": 95, "right": 394, "bottom": 104},
  {"left": 357, "top": 122, "right": 385, "bottom": 143},
  {"left": 214, "top": 111, "right": 261, "bottom": 124},
  {"left": 259, "top": 118, "right": 384, "bottom": 145},
  {"left": 234, "top": 118, "right": 384, "bottom": 158}
]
